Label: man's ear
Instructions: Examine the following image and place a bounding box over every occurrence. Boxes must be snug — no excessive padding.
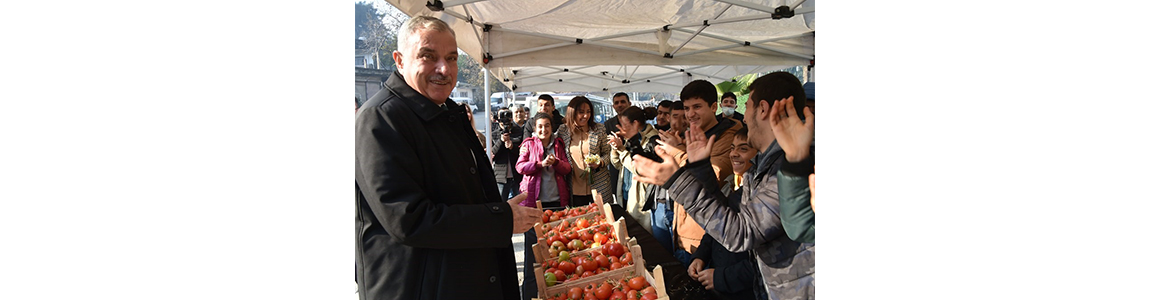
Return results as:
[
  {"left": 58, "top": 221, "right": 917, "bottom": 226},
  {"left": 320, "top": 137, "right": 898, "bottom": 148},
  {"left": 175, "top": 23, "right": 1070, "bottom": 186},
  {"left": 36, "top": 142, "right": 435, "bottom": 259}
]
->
[
  {"left": 757, "top": 99, "right": 771, "bottom": 121},
  {"left": 392, "top": 50, "right": 404, "bottom": 69}
]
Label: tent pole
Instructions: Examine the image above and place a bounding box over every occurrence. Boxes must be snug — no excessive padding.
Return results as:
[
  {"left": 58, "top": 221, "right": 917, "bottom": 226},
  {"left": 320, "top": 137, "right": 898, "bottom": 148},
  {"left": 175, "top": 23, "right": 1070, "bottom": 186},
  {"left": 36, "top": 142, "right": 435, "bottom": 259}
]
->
[{"left": 483, "top": 66, "right": 492, "bottom": 155}]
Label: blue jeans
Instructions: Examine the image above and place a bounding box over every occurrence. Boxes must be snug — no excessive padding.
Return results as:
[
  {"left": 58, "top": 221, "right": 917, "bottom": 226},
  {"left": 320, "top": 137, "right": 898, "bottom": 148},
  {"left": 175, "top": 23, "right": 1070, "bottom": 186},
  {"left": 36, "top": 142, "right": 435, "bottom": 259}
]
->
[
  {"left": 650, "top": 202, "right": 673, "bottom": 252},
  {"left": 497, "top": 177, "right": 521, "bottom": 199},
  {"left": 674, "top": 248, "right": 693, "bottom": 267}
]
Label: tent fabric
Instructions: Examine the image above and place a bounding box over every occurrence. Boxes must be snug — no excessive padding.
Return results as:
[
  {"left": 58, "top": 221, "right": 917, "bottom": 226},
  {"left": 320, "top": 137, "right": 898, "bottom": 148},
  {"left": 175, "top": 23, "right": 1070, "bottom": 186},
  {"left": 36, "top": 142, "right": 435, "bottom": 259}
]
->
[{"left": 383, "top": 0, "right": 814, "bottom": 93}]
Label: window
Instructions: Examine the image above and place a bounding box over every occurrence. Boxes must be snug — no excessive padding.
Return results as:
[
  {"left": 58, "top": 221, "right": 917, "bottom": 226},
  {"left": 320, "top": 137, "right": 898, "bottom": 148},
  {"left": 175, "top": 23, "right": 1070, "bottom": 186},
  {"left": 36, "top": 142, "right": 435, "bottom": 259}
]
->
[{"left": 355, "top": 56, "right": 365, "bottom": 67}]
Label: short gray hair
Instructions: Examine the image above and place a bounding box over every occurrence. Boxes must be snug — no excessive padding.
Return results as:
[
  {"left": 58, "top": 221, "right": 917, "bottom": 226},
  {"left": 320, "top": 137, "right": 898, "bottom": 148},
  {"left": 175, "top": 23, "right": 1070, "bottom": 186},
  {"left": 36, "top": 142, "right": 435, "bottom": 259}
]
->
[{"left": 396, "top": 16, "right": 456, "bottom": 51}]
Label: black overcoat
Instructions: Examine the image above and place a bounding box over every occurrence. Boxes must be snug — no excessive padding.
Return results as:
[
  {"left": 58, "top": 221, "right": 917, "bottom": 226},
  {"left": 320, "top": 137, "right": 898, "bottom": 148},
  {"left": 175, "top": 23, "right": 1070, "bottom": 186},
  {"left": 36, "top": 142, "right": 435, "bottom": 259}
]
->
[{"left": 356, "top": 71, "right": 520, "bottom": 300}]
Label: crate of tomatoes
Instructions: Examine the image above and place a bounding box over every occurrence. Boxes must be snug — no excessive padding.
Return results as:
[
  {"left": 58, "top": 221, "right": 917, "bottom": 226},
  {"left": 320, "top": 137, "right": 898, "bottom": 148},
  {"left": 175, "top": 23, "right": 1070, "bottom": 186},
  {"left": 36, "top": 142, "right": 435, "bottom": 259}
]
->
[
  {"left": 535, "top": 245, "right": 667, "bottom": 300},
  {"left": 534, "top": 218, "right": 632, "bottom": 264}
]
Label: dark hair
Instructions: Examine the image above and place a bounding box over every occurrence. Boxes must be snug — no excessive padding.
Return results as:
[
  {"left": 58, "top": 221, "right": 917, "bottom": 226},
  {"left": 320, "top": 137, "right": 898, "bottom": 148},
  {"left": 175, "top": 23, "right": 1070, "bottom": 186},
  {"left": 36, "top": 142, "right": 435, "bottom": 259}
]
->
[
  {"left": 643, "top": 106, "right": 659, "bottom": 118},
  {"left": 565, "top": 96, "right": 595, "bottom": 129},
  {"left": 538, "top": 94, "right": 554, "bottom": 102},
  {"left": 532, "top": 112, "right": 552, "bottom": 124},
  {"left": 613, "top": 92, "right": 630, "bottom": 102},
  {"left": 722, "top": 92, "right": 737, "bottom": 100},
  {"left": 734, "top": 127, "right": 749, "bottom": 140},
  {"left": 679, "top": 80, "right": 718, "bottom": 105},
  {"left": 747, "top": 72, "right": 805, "bottom": 119},
  {"left": 657, "top": 100, "right": 673, "bottom": 109},
  {"left": 670, "top": 100, "right": 684, "bottom": 110},
  {"left": 619, "top": 105, "right": 654, "bottom": 124}
]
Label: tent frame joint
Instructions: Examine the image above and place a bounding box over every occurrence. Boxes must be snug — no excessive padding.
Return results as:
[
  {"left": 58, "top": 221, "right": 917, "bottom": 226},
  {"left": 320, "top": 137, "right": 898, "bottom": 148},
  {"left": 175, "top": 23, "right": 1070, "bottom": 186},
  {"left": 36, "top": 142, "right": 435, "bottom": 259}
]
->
[
  {"left": 772, "top": 5, "right": 795, "bottom": 19},
  {"left": 426, "top": 0, "right": 443, "bottom": 12}
]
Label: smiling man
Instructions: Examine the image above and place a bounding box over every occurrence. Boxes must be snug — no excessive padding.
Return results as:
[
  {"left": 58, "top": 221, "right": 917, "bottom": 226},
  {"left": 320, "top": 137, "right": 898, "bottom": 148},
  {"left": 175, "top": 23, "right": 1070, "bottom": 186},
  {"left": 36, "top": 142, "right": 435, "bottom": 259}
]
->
[{"left": 355, "top": 16, "right": 539, "bottom": 300}]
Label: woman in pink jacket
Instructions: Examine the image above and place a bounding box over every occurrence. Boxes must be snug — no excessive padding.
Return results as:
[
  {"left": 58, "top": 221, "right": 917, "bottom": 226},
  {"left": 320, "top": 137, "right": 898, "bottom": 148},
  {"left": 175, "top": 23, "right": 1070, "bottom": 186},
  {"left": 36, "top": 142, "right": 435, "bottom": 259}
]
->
[
  {"left": 516, "top": 113, "right": 572, "bottom": 208},
  {"left": 516, "top": 112, "right": 572, "bottom": 299}
]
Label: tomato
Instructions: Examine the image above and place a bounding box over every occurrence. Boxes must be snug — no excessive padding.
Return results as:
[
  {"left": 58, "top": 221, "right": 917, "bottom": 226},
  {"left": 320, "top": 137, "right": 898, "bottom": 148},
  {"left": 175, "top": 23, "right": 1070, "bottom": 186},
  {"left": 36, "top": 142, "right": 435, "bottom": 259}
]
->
[
  {"left": 603, "top": 243, "right": 623, "bottom": 256},
  {"left": 545, "top": 272, "right": 557, "bottom": 287},
  {"left": 569, "top": 287, "right": 584, "bottom": 300},
  {"left": 575, "top": 265, "right": 585, "bottom": 275},
  {"left": 626, "top": 290, "right": 639, "bottom": 300},
  {"left": 559, "top": 261, "right": 576, "bottom": 274},
  {"left": 584, "top": 294, "right": 598, "bottom": 300},
  {"left": 582, "top": 270, "right": 594, "bottom": 277},
  {"left": 628, "top": 276, "right": 647, "bottom": 290},
  {"left": 559, "top": 251, "right": 571, "bottom": 262},
  {"left": 568, "top": 230, "right": 580, "bottom": 241},
  {"left": 609, "top": 292, "right": 625, "bottom": 300},
  {"left": 620, "top": 252, "right": 633, "bottom": 266},
  {"left": 595, "top": 282, "right": 613, "bottom": 299},
  {"left": 543, "top": 214, "right": 551, "bottom": 223},
  {"left": 570, "top": 239, "right": 585, "bottom": 251},
  {"left": 582, "top": 258, "right": 599, "bottom": 271},
  {"left": 641, "top": 293, "right": 656, "bottom": 300},
  {"left": 595, "top": 233, "right": 609, "bottom": 245},
  {"left": 577, "top": 218, "right": 590, "bottom": 229},
  {"left": 554, "top": 269, "right": 567, "bottom": 281},
  {"left": 595, "top": 254, "right": 610, "bottom": 268}
]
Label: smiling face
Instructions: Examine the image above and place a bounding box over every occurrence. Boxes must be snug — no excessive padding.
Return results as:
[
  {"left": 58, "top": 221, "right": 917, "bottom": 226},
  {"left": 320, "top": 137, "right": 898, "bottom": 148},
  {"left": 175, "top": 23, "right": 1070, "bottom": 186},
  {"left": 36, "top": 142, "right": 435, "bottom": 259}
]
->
[
  {"left": 537, "top": 99, "right": 555, "bottom": 115},
  {"left": 573, "top": 103, "right": 592, "bottom": 129},
  {"left": 656, "top": 106, "right": 671, "bottom": 125},
  {"left": 535, "top": 117, "right": 553, "bottom": 142},
  {"left": 393, "top": 27, "right": 458, "bottom": 104},
  {"left": 669, "top": 108, "right": 687, "bottom": 132},
  {"left": 729, "top": 135, "right": 757, "bottom": 175},
  {"left": 682, "top": 97, "right": 717, "bottom": 131}
]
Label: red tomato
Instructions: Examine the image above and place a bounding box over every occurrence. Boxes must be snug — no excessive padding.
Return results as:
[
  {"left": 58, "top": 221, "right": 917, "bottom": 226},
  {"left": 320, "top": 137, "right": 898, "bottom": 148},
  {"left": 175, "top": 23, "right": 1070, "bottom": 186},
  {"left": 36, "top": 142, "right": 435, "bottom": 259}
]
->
[
  {"left": 641, "top": 293, "right": 656, "bottom": 300},
  {"left": 559, "top": 261, "right": 577, "bottom": 274},
  {"left": 582, "top": 258, "right": 598, "bottom": 271},
  {"left": 575, "top": 265, "right": 585, "bottom": 275},
  {"left": 595, "top": 282, "right": 613, "bottom": 299},
  {"left": 609, "top": 292, "right": 625, "bottom": 300},
  {"left": 543, "top": 214, "right": 551, "bottom": 223},
  {"left": 569, "top": 287, "right": 583, "bottom": 300},
  {"left": 595, "top": 233, "right": 609, "bottom": 245},
  {"left": 568, "top": 231, "right": 580, "bottom": 241},
  {"left": 554, "top": 269, "right": 567, "bottom": 281},
  {"left": 595, "top": 255, "right": 610, "bottom": 268},
  {"left": 626, "top": 290, "right": 639, "bottom": 300},
  {"left": 577, "top": 218, "right": 590, "bottom": 229},
  {"left": 628, "top": 276, "right": 647, "bottom": 290},
  {"left": 582, "top": 270, "right": 594, "bottom": 277},
  {"left": 584, "top": 294, "right": 598, "bottom": 300},
  {"left": 620, "top": 252, "right": 633, "bottom": 266}
]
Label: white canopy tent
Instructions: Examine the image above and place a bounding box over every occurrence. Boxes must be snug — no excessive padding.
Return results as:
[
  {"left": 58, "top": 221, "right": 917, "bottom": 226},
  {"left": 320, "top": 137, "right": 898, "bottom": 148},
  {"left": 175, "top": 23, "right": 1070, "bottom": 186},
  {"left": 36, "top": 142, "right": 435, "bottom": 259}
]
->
[{"left": 382, "top": 0, "right": 814, "bottom": 94}]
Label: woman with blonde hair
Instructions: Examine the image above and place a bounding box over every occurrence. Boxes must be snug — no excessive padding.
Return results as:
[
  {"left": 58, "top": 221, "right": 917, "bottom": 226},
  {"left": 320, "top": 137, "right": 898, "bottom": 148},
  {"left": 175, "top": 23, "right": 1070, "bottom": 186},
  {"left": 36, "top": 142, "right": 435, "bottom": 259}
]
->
[{"left": 557, "top": 96, "right": 613, "bottom": 206}]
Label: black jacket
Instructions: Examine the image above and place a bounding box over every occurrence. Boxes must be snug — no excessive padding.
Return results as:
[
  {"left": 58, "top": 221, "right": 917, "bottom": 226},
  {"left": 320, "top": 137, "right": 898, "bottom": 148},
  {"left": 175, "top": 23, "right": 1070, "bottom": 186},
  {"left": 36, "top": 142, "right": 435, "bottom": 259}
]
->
[
  {"left": 692, "top": 189, "right": 759, "bottom": 300},
  {"left": 355, "top": 72, "right": 520, "bottom": 300},
  {"left": 491, "top": 120, "right": 524, "bottom": 183}
]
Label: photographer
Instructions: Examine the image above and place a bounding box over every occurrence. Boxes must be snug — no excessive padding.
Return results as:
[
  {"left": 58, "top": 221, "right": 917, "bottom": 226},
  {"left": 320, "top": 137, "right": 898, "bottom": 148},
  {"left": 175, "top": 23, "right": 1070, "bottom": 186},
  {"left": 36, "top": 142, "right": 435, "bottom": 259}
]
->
[
  {"left": 491, "top": 108, "right": 524, "bottom": 198},
  {"left": 607, "top": 106, "right": 661, "bottom": 231}
]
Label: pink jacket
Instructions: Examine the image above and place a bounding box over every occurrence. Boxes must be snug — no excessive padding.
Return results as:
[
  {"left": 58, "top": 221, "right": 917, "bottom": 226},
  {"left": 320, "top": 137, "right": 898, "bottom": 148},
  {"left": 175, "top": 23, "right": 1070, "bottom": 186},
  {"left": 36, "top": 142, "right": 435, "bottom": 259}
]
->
[{"left": 516, "top": 136, "right": 572, "bottom": 207}]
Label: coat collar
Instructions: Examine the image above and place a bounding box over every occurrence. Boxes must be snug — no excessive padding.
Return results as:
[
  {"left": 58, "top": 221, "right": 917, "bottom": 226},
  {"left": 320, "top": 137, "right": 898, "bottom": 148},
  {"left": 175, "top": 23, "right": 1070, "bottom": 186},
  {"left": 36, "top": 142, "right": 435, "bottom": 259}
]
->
[{"left": 384, "top": 71, "right": 452, "bottom": 121}]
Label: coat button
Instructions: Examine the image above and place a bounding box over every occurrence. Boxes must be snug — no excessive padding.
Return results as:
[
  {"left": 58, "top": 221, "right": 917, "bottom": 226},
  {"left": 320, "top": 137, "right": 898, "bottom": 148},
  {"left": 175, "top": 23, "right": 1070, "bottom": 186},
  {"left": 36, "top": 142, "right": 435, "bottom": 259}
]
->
[
  {"left": 492, "top": 206, "right": 500, "bottom": 212},
  {"left": 489, "top": 276, "right": 496, "bottom": 283},
  {"left": 470, "top": 167, "right": 477, "bottom": 174}
]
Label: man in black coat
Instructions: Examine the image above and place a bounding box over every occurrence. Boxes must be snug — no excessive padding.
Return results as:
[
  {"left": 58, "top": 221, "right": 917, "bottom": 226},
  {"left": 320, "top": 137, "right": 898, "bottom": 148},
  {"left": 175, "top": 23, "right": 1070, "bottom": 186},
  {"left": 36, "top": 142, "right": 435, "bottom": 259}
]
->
[
  {"left": 492, "top": 109, "right": 524, "bottom": 198},
  {"left": 355, "top": 16, "right": 541, "bottom": 300}
]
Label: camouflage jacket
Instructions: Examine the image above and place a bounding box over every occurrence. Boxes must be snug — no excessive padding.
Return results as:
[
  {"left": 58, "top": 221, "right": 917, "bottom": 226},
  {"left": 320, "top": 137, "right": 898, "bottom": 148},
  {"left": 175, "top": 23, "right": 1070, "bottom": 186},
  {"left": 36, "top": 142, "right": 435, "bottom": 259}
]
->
[{"left": 665, "top": 141, "right": 814, "bottom": 300}]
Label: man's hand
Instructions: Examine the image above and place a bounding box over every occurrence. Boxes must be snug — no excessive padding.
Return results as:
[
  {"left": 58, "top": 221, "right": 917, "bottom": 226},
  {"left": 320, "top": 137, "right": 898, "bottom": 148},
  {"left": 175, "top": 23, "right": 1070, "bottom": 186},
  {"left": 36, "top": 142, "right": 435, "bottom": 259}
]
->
[
  {"left": 696, "top": 268, "right": 715, "bottom": 290},
  {"left": 768, "top": 97, "right": 814, "bottom": 162},
  {"left": 810, "top": 165, "right": 815, "bottom": 212},
  {"left": 685, "top": 122, "right": 715, "bottom": 163},
  {"left": 631, "top": 145, "right": 680, "bottom": 186},
  {"left": 658, "top": 129, "right": 685, "bottom": 151},
  {"left": 501, "top": 132, "right": 513, "bottom": 148},
  {"left": 687, "top": 258, "right": 706, "bottom": 279},
  {"left": 507, "top": 192, "right": 540, "bottom": 234}
]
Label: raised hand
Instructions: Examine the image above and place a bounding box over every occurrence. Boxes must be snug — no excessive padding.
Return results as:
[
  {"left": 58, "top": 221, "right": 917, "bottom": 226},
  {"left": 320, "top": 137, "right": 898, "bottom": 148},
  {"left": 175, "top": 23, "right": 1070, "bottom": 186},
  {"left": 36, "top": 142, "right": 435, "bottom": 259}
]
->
[
  {"left": 631, "top": 145, "right": 680, "bottom": 186},
  {"left": 607, "top": 132, "right": 624, "bottom": 152},
  {"left": 685, "top": 122, "right": 715, "bottom": 163},
  {"left": 658, "top": 129, "right": 684, "bottom": 151},
  {"left": 769, "top": 97, "right": 814, "bottom": 162},
  {"left": 507, "top": 192, "right": 540, "bottom": 233}
]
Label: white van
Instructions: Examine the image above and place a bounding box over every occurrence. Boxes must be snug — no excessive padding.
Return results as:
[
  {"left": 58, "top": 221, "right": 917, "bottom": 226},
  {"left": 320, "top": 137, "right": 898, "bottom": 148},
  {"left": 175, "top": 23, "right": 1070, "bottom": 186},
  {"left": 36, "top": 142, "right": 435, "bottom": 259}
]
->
[{"left": 451, "top": 97, "right": 477, "bottom": 112}]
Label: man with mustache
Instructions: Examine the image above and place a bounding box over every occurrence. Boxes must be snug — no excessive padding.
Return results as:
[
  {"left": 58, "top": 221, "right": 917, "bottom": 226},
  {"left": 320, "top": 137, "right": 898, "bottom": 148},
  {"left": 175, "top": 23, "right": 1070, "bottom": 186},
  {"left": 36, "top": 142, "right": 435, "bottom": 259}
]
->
[{"left": 355, "top": 16, "right": 540, "bottom": 300}]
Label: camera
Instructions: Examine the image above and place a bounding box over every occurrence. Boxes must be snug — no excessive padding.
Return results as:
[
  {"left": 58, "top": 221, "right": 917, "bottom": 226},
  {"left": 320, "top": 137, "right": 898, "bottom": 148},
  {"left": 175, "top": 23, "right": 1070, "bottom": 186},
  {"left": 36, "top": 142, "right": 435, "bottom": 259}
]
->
[
  {"left": 497, "top": 110, "right": 515, "bottom": 132},
  {"left": 626, "top": 135, "right": 663, "bottom": 163}
]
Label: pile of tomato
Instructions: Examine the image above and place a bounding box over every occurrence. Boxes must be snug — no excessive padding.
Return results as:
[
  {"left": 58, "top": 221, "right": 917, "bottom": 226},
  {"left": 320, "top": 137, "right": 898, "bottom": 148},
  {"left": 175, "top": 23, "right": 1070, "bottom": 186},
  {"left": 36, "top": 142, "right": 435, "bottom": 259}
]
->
[
  {"left": 542, "top": 203, "right": 600, "bottom": 223},
  {"left": 545, "top": 275, "right": 659, "bottom": 300},
  {"left": 542, "top": 243, "right": 632, "bottom": 287}
]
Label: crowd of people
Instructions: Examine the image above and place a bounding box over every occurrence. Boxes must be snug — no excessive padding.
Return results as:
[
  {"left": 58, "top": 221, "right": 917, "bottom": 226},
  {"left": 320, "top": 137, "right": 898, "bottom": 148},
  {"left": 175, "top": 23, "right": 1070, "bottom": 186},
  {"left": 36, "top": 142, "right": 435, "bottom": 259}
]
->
[{"left": 356, "top": 15, "right": 815, "bottom": 300}]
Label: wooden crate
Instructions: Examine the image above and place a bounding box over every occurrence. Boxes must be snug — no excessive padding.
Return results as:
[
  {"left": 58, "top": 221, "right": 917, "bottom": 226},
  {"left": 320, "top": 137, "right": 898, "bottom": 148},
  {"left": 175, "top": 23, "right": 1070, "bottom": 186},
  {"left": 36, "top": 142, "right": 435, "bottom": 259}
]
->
[
  {"left": 533, "top": 245, "right": 669, "bottom": 300},
  {"left": 535, "top": 202, "right": 616, "bottom": 237},
  {"left": 533, "top": 218, "right": 633, "bottom": 264}
]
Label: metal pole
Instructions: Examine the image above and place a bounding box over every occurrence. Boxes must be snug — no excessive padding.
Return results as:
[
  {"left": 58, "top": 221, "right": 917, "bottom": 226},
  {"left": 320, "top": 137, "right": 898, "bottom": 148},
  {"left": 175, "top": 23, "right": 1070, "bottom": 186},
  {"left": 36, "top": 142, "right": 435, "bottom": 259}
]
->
[{"left": 483, "top": 66, "right": 491, "bottom": 155}]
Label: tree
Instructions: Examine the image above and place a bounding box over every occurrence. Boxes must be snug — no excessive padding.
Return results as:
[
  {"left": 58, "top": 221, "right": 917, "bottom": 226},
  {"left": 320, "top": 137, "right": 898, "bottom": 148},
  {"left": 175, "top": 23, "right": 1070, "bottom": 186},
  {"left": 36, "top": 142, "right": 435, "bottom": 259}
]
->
[{"left": 356, "top": 1, "right": 409, "bottom": 70}]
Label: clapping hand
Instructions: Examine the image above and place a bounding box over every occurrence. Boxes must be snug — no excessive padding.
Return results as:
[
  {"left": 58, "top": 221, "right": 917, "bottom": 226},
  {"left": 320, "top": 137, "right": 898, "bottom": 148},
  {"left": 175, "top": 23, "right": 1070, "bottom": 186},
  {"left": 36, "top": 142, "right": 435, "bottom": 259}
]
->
[
  {"left": 768, "top": 97, "right": 814, "bottom": 162},
  {"left": 658, "top": 129, "right": 684, "bottom": 151},
  {"left": 631, "top": 145, "right": 680, "bottom": 186},
  {"left": 607, "top": 132, "right": 624, "bottom": 152},
  {"left": 684, "top": 122, "right": 715, "bottom": 163},
  {"left": 541, "top": 154, "right": 556, "bottom": 167}
]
